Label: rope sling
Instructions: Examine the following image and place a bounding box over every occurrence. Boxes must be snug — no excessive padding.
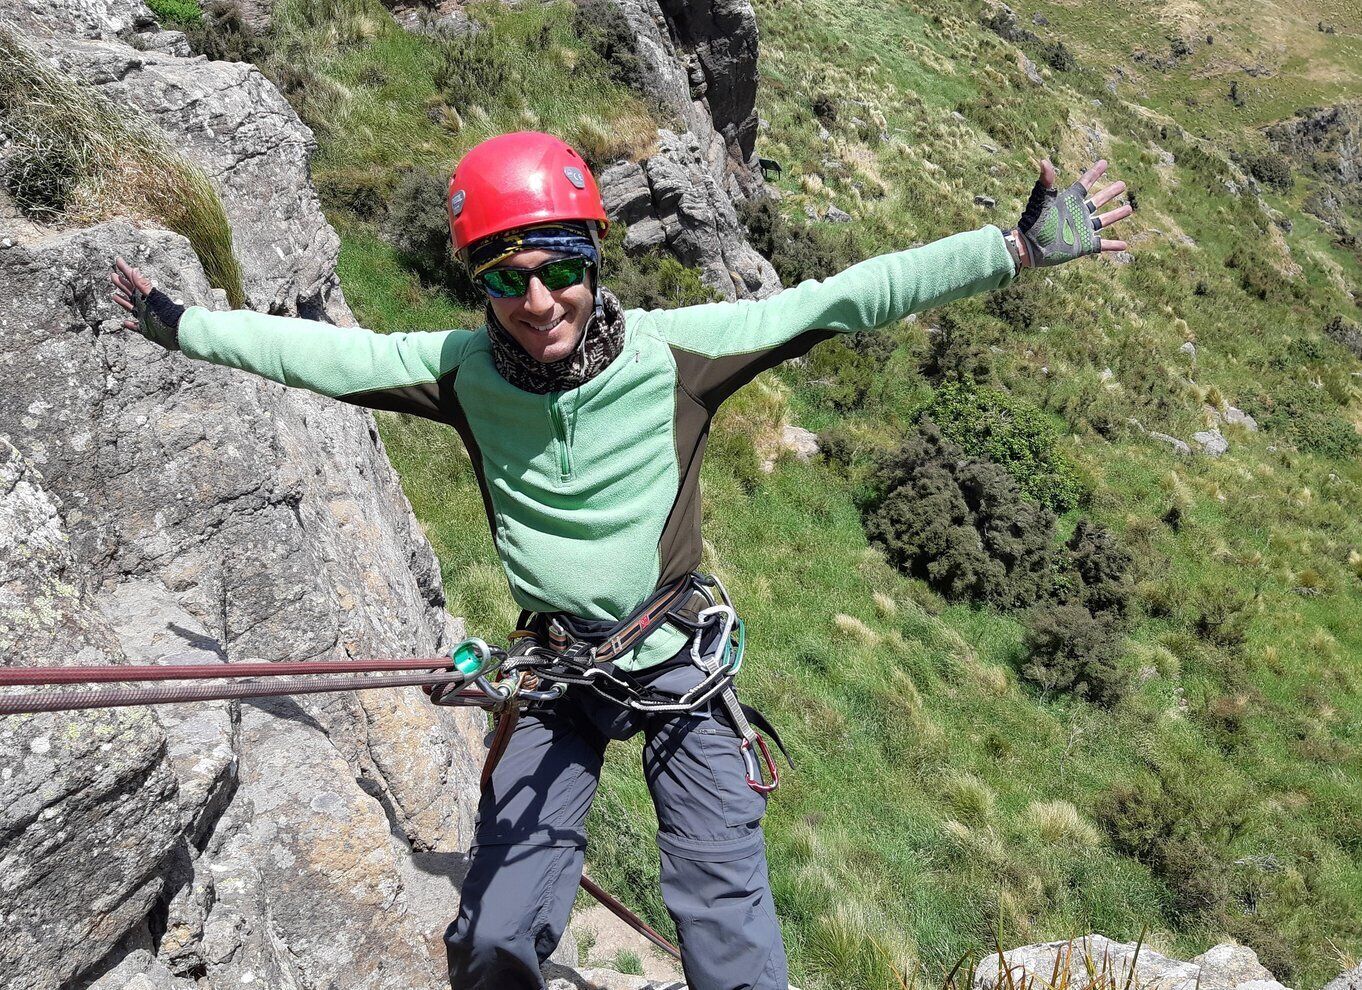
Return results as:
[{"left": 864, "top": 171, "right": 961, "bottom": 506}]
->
[{"left": 0, "top": 571, "right": 788, "bottom": 962}]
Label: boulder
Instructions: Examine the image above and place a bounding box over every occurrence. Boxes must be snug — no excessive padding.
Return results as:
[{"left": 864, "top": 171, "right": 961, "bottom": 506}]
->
[
  {"left": 1324, "top": 963, "right": 1362, "bottom": 990},
  {"left": 973, "top": 935, "right": 1202, "bottom": 990},
  {"left": 1150, "top": 432, "right": 1192, "bottom": 456},
  {"left": 1193, "top": 428, "right": 1230, "bottom": 456}
]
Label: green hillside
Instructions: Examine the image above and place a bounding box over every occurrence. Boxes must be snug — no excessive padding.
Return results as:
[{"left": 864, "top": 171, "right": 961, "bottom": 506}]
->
[{"left": 161, "top": 0, "right": 1362, "bottom": 985}]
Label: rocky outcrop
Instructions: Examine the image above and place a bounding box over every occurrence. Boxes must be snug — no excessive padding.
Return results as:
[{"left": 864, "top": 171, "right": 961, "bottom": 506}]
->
[
  {"left": 972, "top": 936, "right": 1293, "bottom": 990},
  {"left": 598, "top": 0, "right": 781, "bottom": 300},
  {"left": 0, "top": 18, "right": 487, "bottom": 988},
  {"left": 1264, "top": 102, "right": 1362, "bottom": 186},
  {"left": 600, "top": 128, "right": 779, "bottom": 299}
]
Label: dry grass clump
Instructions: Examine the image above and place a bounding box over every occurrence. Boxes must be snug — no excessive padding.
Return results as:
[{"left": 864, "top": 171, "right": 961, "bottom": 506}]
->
[
  {"left": 834, "top": 612, "right": 883, "bottom": 647},
  {"left": 0, "top": 25, "right": 245, "bottom": 305},
  {"left": 1023, "top": 800, "right": 1103, "bottom": 849}
]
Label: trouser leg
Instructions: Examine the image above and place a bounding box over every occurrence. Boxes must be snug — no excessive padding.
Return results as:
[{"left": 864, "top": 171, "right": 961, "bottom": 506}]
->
[
  {"left": 644, "top": 705, "right": 789, "bottom": 990},
  {"left": 445, "top": 703, "right": 606, "bottom": 990}
]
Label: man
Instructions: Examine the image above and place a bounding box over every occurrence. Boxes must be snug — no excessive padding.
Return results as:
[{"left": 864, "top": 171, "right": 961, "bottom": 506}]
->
[{"left": 112, "top": 131, "right": 1132, "bottom": 990}]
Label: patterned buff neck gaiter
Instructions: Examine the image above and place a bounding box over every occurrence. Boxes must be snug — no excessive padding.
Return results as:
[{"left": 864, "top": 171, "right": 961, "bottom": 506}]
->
[{"left": 485, "top": 286, "right": 627, "bottom": 395}]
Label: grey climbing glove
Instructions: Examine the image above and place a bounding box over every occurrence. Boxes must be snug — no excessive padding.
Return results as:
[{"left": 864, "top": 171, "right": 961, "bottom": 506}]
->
[
  {"left": 111, "top": 257, "right": 184, "bottom": 350},
  {"left": 130, "top": 287, "right": 184, "bottom": 351},
  {"left": 1014, "top": 175, "right": 1102, "bottom": 268}
]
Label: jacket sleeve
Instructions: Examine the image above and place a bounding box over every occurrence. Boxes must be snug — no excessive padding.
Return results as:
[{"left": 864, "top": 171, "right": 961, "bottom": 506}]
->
[
  {"left": 643, "top": 224, "right": 1018, "bottom": 410},
  {"left": 178, "top": 307, "right": 476, "bottom": 423}
]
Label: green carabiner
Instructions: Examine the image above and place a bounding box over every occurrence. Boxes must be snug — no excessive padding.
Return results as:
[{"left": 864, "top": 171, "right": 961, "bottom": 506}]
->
[{"left": 451, "top": 638, "right": 491, "bottom": 676}]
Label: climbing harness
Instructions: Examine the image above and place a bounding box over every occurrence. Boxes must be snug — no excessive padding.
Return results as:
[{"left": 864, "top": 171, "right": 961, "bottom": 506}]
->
[
  {"left": 0, "top": 570, "right": 786, "bottom": 964},
  {"left": 428, "top": 572, "right": 786, "bottom": 795}
]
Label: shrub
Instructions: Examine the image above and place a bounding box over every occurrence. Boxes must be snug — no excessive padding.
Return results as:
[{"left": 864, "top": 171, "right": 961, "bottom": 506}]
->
[
  {"left": 183, "top": 1, "right": 268, "bottom": 62},
  {"left": 1095, "top": 775, "right": 1235, "bottom": 919},
  {"left": 915, "top": 382, "right": 1085, "bottom": 511},
  {"left": 920, "top": 310, "right": 994, "bottom": 385},
  {"left": 1036, "top": 39, "right": 1076, "bottom": 72},
  {"left": 1193, "top": 586, "right": 1252, "bottom": 649},
  {"left": 1242, "top": 149, "right": 1293, "bottom": 191},
  {"left": 605, "top": 230, "right": 720, "bottom": 310},
  {"left": 1323, "top": 314, "right": 1362, "bottom": 359},
  {"left": 572, "top": 0, "right": 646, "bottom": 95},
  {"left": 434, "top": 30, "right": 513, "bottom": 110},
  {"left": 864, "top": 422, "right": 1060, "bottom": 608},
  {"left": 316, "top": 165, "right": 392, "bottom": 222},
  {"left": 738, "top": 197, "right": 857, "bottom": 286},
  {"left": 383, "top": 168, "right": 479, "bottom": 304},
  {"left": 1065, "top": 520, "right": 1134, "bottom": 620},
  {"left": 1020, "top": 602, "right": 1131, "bottom": 705}
]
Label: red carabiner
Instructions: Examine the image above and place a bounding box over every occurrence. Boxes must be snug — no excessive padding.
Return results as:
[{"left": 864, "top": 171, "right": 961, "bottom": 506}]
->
[{"left": 741, "top": 734, "right": 779, "bottom": 794}]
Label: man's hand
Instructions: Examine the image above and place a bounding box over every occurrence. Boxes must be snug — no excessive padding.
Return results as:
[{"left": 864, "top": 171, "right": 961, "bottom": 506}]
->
[
  {"left": 110, "top": 256, "right": 183, "bottom": 350},
  {"left": 1006, "top": 159, "right": 1133, "bottom": 270}
]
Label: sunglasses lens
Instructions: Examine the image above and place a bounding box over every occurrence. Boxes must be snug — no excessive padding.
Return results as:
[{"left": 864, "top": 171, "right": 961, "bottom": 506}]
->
[
  {"left": 481, "top": 269, "right": 528, "bottom": 298},
  {"left": 480, "top": 257, "right": 590, "bottom": 298},
  {"left": 539, "top": 257, "right": 589, "bottom": 290}
]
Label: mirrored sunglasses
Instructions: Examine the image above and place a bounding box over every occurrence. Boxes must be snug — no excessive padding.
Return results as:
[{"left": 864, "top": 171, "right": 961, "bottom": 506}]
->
[{"left": 478, "top": 256, "right": 592, "bottom": 299}]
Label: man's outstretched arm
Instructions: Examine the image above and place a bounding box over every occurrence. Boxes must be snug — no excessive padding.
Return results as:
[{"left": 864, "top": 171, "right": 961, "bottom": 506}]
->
[
  {"left": 110, "top": 257, "right": 474, "bottom": 422},
  {"left": 644, "top": 158, "right": 1132, "bottom": 410}
]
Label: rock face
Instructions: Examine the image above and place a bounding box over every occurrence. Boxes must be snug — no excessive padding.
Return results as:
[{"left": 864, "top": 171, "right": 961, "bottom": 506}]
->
[
  {"left": 598, "top": 0, "right": 781, "bottom": 300},
  {"left": 1264, "top": 102, "right": 1362, "bottom": 187},
  {"left": 600, "top": 129, "right": 779, "bottom": 299},
  {"left": 972, "top": 936, "right": 1294, "bottom": 990},
  {"left": 0, "top": 17, "right": 487, "bottom": 989}
]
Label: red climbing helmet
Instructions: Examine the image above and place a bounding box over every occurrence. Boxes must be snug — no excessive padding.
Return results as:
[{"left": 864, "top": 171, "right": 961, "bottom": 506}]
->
[{"left": 447, "top": 132, "right": 610, "bottom": 259}]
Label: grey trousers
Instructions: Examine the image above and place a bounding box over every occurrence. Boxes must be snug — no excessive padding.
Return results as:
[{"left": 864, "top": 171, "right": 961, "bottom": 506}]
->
[{"left": 444, "top": 663, "right": 789, "bottom": 990}]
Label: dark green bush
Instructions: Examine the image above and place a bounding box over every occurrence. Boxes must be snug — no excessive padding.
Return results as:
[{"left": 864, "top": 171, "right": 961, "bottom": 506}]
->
[
  {"left": 1193, "top": 586, "right": 1252, "bottom": 649},
  {"left": 605, "top": 233, "right": 720, "bottom": 310},
  {"left": 316, "top": 165, "right": 393, "bottom": 222},
  {"left": 864, "top": 422, "right": 1060, "bottom": 608},
  {"left": 738, "top": 197, "right": 856, "bottom": 286},
  {"left": 434, "top": 31, "right": 513, "bottom": 110},
  {"left": 1065, "top": 520, "right": 1134, "bottom": 620},
  {"left": 1095, "top": 773, "right": 1237, "bottom": 920},
  {"left": 804, "top": 338, "right": 880, "bottom": 411},
  {"left": 384, "top": 168, "right": 481, "bottom": 305},
  {"left": 183, "top": 1, "right": 267, "bottom": 63},
  {"left": 1250, "top": 376, "right": 1362, "bottom": 459},
  {"left": 1243, "top": 149, "right": 1293, "bottom": 191},
  {"left": 1020, "top": 601, "right": 1131, "bottom": 705},
  {"left": 915, "top": 381, "right": 1085, "bottom": 511},
  {"left": 572, "top": 0, "right": 646, "bottom": 95},
  {"left": 920, "top": 310, "right": 994, "bottom": 385},
  {"left": 1036, "top": 39, "right": 1076, "bottom": 72},
  {"left": 1323, "top": 314, "right": 1362, "bottom": 358}
]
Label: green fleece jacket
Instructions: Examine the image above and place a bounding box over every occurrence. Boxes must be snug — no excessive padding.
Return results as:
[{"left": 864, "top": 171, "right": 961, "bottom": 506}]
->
[{"left": 179, "top": 224, "right": 1017, "bottom": 668}]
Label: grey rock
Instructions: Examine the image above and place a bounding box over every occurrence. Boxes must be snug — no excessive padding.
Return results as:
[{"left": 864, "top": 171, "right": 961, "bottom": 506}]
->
[
  {"left": 781, "top": 425, "right": 820, "bottom": 461},
  {"left": 980, "top": 142, "right": 999, "bottom": 155},
  {"left": 974, "top": 195, "right": 997, "bottom": 208},
  {"left": 1190, "top": 944, "right": 1274, "bottom": 990},
  {"left": 1324, "top": 962, "right": 1362, "bottom": 990},
  {"left": 824, "top": 204, "right": 852, "bottom": 223},
  {"left": 973, "top": 935, "right": 1203, "bottom": 990},
  {"left": 89, "top": 949, "right": 200, "bottom": 989},
  {"left": 1180, "top": 341, "right": 1197, "bottom": 358},
  {"left": 388, "top": 1, "right": 479, "bottom": 37},
  {"left": 1150, "top": 432, "right": 1192, "bottom": 456},
  {"left": 40, "top": 37, "right": 350, "bottom": 319},
  {"left": 1222, "top": 404, "right": 1258, "bottom": 431},
  {"left": 598, "top": 129, "right": 779, "bottom": 300},
  {"left": 1193, "top": 428, "right": 1229, "bottom": 456},
  {"left": 1019, "top": 53, "right": 1044, "bottom": 85},
  {"left": 0, "top": 439, "right": 184, "bottom": 988},
  {"left": 2, "top": 0, "right": 156, "bottom": 39}
]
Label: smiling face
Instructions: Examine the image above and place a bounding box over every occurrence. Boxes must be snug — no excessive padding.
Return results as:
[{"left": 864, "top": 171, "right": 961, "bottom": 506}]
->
[{"left": 483, "top": 249, "right": 596, "bottom": 364}]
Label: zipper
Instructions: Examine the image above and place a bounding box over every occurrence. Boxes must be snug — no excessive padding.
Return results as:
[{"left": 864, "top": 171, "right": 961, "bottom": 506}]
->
[{"left": 548, "top": 392, "right": 574, "bottom": 481}]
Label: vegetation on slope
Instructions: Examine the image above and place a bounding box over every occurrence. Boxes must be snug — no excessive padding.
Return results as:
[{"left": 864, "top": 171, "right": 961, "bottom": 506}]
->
[{"left": 159, "top": 0, "right": 1362, "bottom": 985}]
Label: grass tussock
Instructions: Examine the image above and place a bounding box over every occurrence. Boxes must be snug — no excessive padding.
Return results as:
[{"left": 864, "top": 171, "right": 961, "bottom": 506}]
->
[{"left": 0, "top": 26, "right": 245, "bottom": 306}]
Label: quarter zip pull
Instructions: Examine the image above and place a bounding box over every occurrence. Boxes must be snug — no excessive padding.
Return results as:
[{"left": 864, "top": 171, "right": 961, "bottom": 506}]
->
[{"left": 548, "top": 392, "right": 574, "bottom": 481}]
